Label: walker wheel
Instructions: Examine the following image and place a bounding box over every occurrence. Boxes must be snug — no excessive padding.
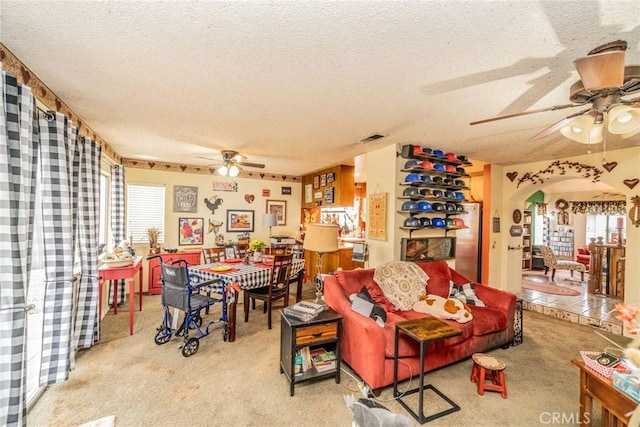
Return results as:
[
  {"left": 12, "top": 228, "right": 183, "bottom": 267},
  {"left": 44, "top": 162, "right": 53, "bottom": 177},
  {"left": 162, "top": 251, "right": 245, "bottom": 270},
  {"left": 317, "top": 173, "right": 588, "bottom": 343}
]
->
[
  {"left": 222, "top": 324, "right": 229, "bottom": 342},
  {"left": 182, "top": 337, "right": 199, "bottom": 357},
  {"left": 154, "top": 327, "right": 172, "bottom": 345},
  {"left": 189, "top": 315, "right": 203, "bottom": 329}
]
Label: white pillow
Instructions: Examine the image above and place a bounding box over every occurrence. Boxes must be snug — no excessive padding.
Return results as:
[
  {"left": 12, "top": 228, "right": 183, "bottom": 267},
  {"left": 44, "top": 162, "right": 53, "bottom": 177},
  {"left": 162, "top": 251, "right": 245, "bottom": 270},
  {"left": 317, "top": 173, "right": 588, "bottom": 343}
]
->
[
  {"left": 373, "top": 261, "right": 429, "bottom": 311},
  {"left": 413, "top": 294, "right": 473, "bottom": 323}
]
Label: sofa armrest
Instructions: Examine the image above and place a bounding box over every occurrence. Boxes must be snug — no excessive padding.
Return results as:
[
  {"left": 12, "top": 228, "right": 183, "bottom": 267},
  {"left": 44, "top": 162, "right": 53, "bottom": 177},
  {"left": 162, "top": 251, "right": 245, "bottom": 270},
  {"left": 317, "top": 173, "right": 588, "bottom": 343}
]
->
[{"left": 474, "top": 284, "right": 516, "bottom": 314}]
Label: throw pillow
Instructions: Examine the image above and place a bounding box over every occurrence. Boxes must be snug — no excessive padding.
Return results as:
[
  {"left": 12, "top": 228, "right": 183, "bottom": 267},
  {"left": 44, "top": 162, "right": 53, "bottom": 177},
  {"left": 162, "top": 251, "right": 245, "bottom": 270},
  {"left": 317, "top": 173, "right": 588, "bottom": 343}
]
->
[
  {"left": 448, "top": 281, "right": 486, "bottom": 306},
  {"left": 349, "top": 286, "right": 387, "bottom": 327},
  {"left": 412, "top": 294, "right": 473, "bottom": 323},
  {"left": 373, "top": 261, "right": 429, "bottom": 311}
]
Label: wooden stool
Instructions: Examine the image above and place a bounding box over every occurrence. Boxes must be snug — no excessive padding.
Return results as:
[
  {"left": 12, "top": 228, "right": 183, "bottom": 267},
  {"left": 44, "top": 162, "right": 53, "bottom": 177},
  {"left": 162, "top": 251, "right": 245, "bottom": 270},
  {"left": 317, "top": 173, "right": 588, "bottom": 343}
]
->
[{"left": 470, "top": 353, "right": 507, "bottom": 399}]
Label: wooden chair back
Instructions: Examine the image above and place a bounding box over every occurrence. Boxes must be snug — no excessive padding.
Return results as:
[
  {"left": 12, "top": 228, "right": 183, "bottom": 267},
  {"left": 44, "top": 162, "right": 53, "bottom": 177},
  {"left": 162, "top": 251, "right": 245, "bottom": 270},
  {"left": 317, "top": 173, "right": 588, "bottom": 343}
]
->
[{"left": 202, "top": 247, "right": 226, "bottom": 264}]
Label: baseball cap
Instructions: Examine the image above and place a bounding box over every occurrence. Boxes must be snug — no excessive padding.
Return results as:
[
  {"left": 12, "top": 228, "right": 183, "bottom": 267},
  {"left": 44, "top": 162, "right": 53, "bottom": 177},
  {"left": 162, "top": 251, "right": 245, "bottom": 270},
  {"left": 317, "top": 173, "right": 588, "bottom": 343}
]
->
[
  {"left": 417, "top": 201, "right": 433, "bottom": 212},
  {"left": 453, "top": 218, "right": 468, "bottom": 228},
  {"left": 405, "top": 173, "right": 422, "bottom": 183},
  {"left": 419, "top": 188, "right": 431, "bottom": 197},
  {"left": 458, "top": 155, "right": 470, "bottom": 164},
  {"left": 403, "top": 187, "right": 421, "bottom": 199},
  {"left": 421, "top": 175, "right": 435, "bottom": 185},
  {"left": 456, "top": 167, "right": 468, "bottom": 175},
  {"left": 444, "top": 190, "right": 456, "bottom": 199},
  {"left": 432, "top": 150, "right": 444, "bottom": 158},
  {"left": 403, "top": 217, "right": 421, "bottom": 228},
  {"left": 456, "top": 204, "right": 466, "bottom": 212},
  {"left": 419, "top": 217, "right": 432, "bottom": 228},
  {"left": 432, "top": 202, "right": 445, "bottom": 211},
  {"left": 421, "top": 161, "right": 435, "bottom": 171},
  {"left": 445, "top": 218, "right": 455, "bottom": 227},
  {"left": 431, "top": 217, "right": 446, "bottom": 228},
  {"left": 432, "top": 189, "right": 444, "bottom": 198},
  {"left": 434, "top": 163, "right": 446, "bottom": 172},
  {"left": 445, "top": 152, "right": 459, "bottom": 162},
  {"left": 455, "top": 192, "right": 465, "bottom": 200},
  {"left": 401, "top": 201, "right": 418, "bottom": 211},
  {"left": 445, "top": 203, "right": 457, "bottom": 212},
  {"left": 403, "top": 159, "right": 422, "bottom": 170},
  {"left": 445, "top": 164, "right": 457, "bottom": 173}
]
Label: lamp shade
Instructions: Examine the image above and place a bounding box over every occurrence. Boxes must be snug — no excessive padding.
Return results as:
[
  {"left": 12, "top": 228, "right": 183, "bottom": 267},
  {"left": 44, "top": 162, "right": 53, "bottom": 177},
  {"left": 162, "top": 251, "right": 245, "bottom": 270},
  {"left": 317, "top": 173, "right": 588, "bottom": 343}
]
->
[
  {"left": 262, "top": 213, "right": 277, "bottom": 227},
  {"left": 560, "top": 114, "right": 603, "bottom": 144},
  {"left": 608, "top": 105, "right": 640, "bottom": 135},
  {"left": 303, "top": 223, "right": 339, "bottom": 253}
]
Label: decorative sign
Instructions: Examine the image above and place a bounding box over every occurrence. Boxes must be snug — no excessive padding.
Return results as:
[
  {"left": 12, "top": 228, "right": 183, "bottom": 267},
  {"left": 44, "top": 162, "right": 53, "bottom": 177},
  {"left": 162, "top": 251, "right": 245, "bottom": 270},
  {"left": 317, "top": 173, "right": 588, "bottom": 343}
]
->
[
  {"left": 320, "top": 174, "right": 327, "bottom": 187},
  {"left": 281, "top": 186, "right": 292, "bottom": 195},
  {"left": 326, "top": 172, "right": 335, "bottom": 183},
  {"left": 173, "top": 185, "right": 198, "bottom": 213},
  {"left": 305, "top": 184, "right": 313, "bottom": 203},
  {"left": 368, "top": 193, "right": 387, "bottom": 241},
  {"left": 324, "top": 187, "right": 334, "bottom": 204},
  {"left": 204, "top": 196, "right": 223, "bottom": 214},
  {"left": 492, "top": 211, "right": 500, "bottom": 233},
  {"left": 314, "top": 191, "right": 322, "bottom": 199},
  {"left": 313, "top": 175, "right": 320, "bottom": 189},
  {"left": 262, "top": 189, "right": 271, "bottom": 197},
  {"left": 509, "top": 225, "right": 523, "bottom": 237},
  {"left": 212, "top": 181, "right": 238, "bottom": 192}
]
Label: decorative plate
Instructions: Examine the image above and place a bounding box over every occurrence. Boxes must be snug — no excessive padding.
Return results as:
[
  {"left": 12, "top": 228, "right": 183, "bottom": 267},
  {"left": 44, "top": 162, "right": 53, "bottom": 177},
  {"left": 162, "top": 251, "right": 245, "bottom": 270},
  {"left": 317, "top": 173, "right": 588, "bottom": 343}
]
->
[
  {"left": 512, "top": 209, "right": 522, "bottom": 224},
  {"left": 211, "top": 265, "right": 232, "bottom": 272}
]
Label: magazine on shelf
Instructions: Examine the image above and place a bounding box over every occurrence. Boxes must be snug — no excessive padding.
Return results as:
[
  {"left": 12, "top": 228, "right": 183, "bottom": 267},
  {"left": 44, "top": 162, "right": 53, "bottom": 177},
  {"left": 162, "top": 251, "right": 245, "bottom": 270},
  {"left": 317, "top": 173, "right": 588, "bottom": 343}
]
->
[
  {"left": 283, "top": 306, "right": 317, "bottom": 322},
  {"left": 310, "top": 347, "right": 336, "bottom": 372},
  {"left": 292, "top": 301, "right": 324, "bottom": 315}
]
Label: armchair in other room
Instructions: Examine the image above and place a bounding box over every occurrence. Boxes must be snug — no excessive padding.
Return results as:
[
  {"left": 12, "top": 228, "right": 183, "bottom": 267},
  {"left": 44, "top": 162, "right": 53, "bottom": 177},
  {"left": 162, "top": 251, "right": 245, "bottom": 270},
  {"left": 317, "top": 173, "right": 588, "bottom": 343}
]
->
[
  {"left": 539, "top": 245, "right": 586, "bottom": 281},
  {"left": 576, "top": 245, "right": 590, "bottom": 269}
]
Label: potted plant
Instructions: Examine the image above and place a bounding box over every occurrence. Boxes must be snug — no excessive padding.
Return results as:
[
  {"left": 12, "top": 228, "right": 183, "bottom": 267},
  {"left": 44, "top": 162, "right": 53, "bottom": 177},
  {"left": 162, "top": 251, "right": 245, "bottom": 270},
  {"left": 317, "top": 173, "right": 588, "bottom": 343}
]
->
[{"left": 249, "top": 238, "right": 267, "bottom": 262}]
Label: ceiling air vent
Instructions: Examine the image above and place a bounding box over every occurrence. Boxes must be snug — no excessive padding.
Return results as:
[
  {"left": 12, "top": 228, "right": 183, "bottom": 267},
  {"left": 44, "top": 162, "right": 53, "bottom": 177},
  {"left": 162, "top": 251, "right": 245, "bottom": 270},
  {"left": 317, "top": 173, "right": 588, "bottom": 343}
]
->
[{"left": 360, "top": 134, "right": 385, "bottom": 143}]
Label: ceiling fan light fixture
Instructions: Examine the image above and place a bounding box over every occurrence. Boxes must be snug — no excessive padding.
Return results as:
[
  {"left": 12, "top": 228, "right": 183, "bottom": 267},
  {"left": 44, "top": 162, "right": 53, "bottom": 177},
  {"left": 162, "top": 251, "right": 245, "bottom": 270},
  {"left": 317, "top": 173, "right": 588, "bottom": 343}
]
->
[
  {"left": 218, "top": 164, "right": 229, "bottom": 176},
  {"left": 608, "top": 105, "right": 640, "bottom": 135},
  {"left": 228, "top": 164, "right": 241, "bottom": 177},
  {"left": 560, "top": 115, "right": 603, "bottom": 144}
]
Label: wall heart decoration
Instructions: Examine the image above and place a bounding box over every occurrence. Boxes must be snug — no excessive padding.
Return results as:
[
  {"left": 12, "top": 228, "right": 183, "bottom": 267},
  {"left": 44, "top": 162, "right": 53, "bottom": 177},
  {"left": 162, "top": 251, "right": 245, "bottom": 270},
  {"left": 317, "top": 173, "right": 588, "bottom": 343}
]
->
[
  {"left": 244, "top": 194, "right": 255, "bottom": 203},
  {"left": 602, "top": 162, "right": 618, "bottom": 172},
  {"left": 624, "top": 179, "right": 639, "bottom": 189},
  {"left": 506, "top": 172, "right": 518, "bottom": 182}
]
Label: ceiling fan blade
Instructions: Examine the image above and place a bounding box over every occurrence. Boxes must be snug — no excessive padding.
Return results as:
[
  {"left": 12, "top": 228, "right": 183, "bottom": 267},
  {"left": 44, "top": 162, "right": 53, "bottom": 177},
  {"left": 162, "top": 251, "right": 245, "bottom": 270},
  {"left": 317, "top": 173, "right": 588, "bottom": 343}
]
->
[
  {"left": 573, "top": 50, "right": 626, "bottom": 90},
  {"left": 238, "top": 161, "right": 266, "bottom": 169},
  {"left": 470, "top": 104, "right": 580, "bottom": 126},
  {"left": 528, "top": 108, "right": 592, "bottom": 141},
  {"left": 196, "top": 156, "right": 219, "bottom": 162}
]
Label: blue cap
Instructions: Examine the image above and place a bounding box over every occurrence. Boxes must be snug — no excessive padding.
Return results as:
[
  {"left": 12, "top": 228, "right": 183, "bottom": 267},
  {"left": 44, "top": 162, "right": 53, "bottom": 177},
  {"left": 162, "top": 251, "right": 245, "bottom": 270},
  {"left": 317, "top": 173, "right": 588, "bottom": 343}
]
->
[
  {"left": 417, "top": 201, "right": 433, "bottom": 212},
  {"left": 455, "top": 192, "right": 465, "bottom": 200},
  {"left": 434, "top": 163, "right": 446, "bottom": 171},
  {"left": 432, "top": 217, "right": 446, "bottom": 228},
  {"left": 405, "top": 173, "right": 422, "bottom": 183},
  {"left": 432, "top": 150, "right": 444, "bottom": 158}
]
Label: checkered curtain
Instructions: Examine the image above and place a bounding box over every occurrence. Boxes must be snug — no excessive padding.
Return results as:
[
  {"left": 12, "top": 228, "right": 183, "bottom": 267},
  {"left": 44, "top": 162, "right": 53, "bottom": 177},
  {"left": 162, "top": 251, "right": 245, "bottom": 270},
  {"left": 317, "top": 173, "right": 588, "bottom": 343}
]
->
[
  {"left": 110, "top": 165, "right": 126, "bottom": 304},
  {"left": 0, "top": 71, "right": 38, "bottom": 427},
  {"left": 72, "top": 138, "right": 101, "bottom": 348},
  {"left": 38, "top": 111, "right": 78, "bottom": 385}
]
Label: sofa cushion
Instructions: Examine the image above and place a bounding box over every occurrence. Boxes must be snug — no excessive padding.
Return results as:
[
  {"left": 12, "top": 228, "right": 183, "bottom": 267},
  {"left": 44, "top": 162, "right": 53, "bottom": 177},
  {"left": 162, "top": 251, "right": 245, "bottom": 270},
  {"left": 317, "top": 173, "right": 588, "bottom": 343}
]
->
[
  {"left": 415, "top": 260, "right": 452, "bottom": 297},
  {"left": 448, "top": 281, "right": 486, "bottom": 306},
  {"left": 373, "top": 261, "right": 429, "bottom": 311},
  {"left": 469, "top": 305, "right": 508, "bottom": 336},
  {"left": 412, "top": 294, "right": 473, "bottom": 323}
]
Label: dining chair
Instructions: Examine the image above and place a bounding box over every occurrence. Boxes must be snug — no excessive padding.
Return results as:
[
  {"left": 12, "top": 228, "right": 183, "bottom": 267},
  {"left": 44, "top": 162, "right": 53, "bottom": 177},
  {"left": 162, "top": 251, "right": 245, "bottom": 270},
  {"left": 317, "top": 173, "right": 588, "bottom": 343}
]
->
[
  {"left": 202, "top": 247, "right": 226, "bottom": 264},
  {"left": 539, "top": 245, "right": 586, "bottom": 281},
  {"left": 235, "top": 243, "right": 249, "bottom": 258},
  {"left": 243, "top": 254, "right": 293, "bottom": 329}
]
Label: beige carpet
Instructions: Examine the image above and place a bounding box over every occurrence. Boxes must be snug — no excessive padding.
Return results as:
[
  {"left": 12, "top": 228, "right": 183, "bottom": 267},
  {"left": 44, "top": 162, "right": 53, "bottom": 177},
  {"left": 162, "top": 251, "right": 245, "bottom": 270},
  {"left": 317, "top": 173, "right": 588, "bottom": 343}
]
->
[{"left": 27, "top": 286, "right": 631, "bottom": 426}]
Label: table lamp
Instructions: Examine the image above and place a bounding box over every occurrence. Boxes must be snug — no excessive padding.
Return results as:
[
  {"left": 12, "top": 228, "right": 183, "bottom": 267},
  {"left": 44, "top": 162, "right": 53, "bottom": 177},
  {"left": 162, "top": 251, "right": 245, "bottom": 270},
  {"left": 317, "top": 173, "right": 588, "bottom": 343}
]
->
[
  {"left": 303, "top": 223, "right": 339, "bottom": 303},
  {"left": 262, "top": 213, "right": 278, "bottom": 242}
]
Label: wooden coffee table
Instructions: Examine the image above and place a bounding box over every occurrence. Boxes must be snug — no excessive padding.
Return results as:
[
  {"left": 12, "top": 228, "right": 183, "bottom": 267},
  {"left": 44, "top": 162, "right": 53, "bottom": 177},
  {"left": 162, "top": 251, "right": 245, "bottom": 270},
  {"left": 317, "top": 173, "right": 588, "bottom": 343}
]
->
[{"left": 393, "top": 316, "right": 462, "bottom": 424}]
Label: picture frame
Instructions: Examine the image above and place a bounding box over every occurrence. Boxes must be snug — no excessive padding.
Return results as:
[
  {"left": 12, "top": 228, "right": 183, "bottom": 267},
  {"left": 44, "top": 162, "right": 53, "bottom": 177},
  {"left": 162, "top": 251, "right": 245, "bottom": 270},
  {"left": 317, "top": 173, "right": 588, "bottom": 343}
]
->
[
  {"left": 313, "top": 175, "right": 320, "bottom": 189},
  {"left": 281, "top": 186, "right": 292, "bottom": 195},
  {"left": 178, "top": 217, "right": 204, "bottom": 246},
  {"left": 400, "top": 237, "right": 456, "bottom": 262},
  {"left": 226, "top": 209, "right": 255, "bottom": 232},
  {"left": 266, "top": 200, "right": 287, "bottom": 225},
  {"left": 320, "top": 173, "right": 327, "bottom": 187},
  {"left": 173, "top": 185, "right": 198, "bottom": 212}
]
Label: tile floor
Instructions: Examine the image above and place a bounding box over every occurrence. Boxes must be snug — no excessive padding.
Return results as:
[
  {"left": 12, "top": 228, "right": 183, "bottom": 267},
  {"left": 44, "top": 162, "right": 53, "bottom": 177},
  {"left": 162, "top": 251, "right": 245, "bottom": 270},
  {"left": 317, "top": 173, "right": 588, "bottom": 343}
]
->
[{"left": 517, "top": 268, "right": 624, "bottom": 335}]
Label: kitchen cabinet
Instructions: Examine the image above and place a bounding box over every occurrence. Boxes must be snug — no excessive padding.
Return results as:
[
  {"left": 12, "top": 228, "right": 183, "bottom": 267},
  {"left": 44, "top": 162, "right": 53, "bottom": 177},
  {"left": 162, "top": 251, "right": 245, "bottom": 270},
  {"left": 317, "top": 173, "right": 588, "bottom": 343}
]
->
[
  {"left": 304, "top": 246, "right": 364, "bottom": 277},
  {"left": 147, "top": 251, "right": 201, "bottom": 295},
  {"left": 302, "top": 165, "right": 354, "bottom": 208}
]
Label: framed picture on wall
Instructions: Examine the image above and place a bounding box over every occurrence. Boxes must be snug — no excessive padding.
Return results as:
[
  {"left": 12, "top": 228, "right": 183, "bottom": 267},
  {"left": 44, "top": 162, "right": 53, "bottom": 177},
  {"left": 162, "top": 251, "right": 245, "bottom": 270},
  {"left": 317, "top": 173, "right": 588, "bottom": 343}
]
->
[
  {"left": 266, "top": 200, "right": 287, "bottom": 225},
  {"left": 178, "top": 217, "right": 204, "bottom": 246},
  {"left": 226, "top": 210, "right": 255, "bottom": 232}
]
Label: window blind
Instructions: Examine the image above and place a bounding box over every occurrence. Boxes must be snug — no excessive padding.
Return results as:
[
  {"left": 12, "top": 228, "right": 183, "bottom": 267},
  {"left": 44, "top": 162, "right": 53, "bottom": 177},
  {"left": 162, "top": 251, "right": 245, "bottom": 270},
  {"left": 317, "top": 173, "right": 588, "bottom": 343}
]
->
[{"left": 127, "top": 183, "right": 165, "bottom": 244}]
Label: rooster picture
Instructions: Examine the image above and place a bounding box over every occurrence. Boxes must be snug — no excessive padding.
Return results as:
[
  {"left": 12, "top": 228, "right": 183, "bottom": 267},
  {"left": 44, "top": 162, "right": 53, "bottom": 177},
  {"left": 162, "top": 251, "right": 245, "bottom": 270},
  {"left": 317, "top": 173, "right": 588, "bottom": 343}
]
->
[{"left": 204, "top": 196, "right": 223, "bottom": 214}]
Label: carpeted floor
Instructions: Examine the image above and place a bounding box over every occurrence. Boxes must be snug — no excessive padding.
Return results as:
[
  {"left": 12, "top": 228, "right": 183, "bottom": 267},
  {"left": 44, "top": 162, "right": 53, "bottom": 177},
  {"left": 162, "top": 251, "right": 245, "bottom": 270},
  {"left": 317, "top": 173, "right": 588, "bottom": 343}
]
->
[{"left": 27, "top": 287, "right": 632, "bottom": 427}]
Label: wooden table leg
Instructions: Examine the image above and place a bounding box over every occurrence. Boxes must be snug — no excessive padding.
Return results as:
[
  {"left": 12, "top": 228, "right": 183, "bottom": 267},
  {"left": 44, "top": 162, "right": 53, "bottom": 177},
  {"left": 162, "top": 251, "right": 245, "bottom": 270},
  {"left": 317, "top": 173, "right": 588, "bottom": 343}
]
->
[
  {"left": 128, "top": 278, "right": 135, "bottom": 335},
  {"left": 113, "top": 280, "right": 118, "bottom": 315},
  {"left": 228, "top": 289, "right": 237, "bottom": 342},
  {"left": 578, "top": 367, "right": 592, "bottom": 427},
  {"left": 98, "top": 279, "right": 104, "bottom": 320},
  {"left": 138, "top": 269, "right": 143, "bottom": 311}
]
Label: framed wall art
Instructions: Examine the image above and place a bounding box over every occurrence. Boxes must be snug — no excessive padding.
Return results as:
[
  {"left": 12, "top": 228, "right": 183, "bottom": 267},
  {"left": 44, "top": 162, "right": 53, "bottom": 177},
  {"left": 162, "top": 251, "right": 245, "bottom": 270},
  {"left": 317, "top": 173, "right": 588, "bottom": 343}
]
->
[
  {"left": 173, "top": 185, "right": 198, "bottom": 213},
  {"left": 266, "top": 200, "right": 287, "bottom": 225},
  {"left": 320, "top": 174, "right": 327, "bottom": 187},
  {"left": 178, "top": 217, "right": 204, "bottom": 246},
  {"left": 400, "top": 237, "right": 456, "bottom": 262},
  {"left": 226, "top": 209, "right": 255, "bottom": 232},
  {"left": 313, "top": 175, "right": 320, "bottom": 189}
]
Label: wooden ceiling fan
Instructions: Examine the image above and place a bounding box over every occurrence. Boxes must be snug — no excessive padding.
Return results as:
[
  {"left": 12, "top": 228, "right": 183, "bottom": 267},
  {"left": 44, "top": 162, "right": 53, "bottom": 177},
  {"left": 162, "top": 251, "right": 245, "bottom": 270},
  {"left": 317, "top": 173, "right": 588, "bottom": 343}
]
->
[{"left": 471, "top": 40, "right": 640, "bottom": 143}]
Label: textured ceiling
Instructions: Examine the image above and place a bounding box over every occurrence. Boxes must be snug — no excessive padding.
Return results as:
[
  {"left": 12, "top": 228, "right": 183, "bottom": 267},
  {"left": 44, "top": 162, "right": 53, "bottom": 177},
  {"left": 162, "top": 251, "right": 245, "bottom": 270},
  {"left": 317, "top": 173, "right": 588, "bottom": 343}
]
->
[{"left": 2, "top": 1, "right": 640, "bottom": 184}]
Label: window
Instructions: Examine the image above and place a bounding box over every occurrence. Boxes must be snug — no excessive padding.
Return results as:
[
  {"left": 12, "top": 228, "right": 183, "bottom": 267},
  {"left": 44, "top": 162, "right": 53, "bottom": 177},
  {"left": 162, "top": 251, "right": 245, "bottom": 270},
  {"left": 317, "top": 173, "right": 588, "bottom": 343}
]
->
[
  {"left": 99, "top": 173, "right": 109, "bottom": 249},
  {"left": 127, "top": 183, "right": 165, "bottom": 244},
  {"left": 586, "top": 214, "right": 626, "bottom": 244}
]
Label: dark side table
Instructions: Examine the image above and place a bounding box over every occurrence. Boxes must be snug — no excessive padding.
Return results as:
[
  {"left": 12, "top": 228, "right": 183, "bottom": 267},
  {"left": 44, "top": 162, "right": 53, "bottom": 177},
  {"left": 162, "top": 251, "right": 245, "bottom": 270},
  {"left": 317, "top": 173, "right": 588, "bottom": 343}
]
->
[{"left": 393, "top": 317, "right": 462, "bottom": 424}]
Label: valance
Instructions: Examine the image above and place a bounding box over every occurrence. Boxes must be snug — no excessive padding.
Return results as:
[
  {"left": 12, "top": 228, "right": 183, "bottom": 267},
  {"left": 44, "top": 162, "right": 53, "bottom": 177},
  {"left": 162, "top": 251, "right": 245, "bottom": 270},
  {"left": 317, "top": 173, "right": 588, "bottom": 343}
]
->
[{"left": 570, "top": 200, "right": 626, "bottom": 215}]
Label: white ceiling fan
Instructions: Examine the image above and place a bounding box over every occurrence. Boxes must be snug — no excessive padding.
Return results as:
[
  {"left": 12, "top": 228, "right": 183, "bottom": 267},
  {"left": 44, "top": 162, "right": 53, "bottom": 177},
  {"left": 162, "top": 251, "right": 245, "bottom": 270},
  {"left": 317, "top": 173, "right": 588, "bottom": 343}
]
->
[
  {"left": 471, "top": 40, "right": 640, "bottom": 144},
  {"left": 197, "top": 150, "right": 265, "bottom": 177}
]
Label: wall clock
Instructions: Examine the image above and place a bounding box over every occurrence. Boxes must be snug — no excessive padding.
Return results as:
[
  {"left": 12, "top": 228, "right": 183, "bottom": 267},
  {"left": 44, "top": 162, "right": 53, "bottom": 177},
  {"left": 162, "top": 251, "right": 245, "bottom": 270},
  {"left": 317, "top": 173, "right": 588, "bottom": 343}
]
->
[{"left": 512, "top": 209, "right": 522, "bottom": 224}]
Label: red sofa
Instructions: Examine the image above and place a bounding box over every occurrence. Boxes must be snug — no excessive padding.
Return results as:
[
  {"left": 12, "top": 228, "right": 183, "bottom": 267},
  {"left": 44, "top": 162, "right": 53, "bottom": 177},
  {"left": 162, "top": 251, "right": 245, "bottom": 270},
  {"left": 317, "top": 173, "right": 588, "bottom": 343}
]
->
[{"left": 323, "top": 260, "right": 516, "bottom": 391}]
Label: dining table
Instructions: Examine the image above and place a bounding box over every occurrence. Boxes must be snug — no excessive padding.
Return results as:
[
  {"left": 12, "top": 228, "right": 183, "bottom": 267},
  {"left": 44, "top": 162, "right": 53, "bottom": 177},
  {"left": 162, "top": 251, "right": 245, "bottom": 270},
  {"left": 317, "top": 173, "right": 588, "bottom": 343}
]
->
[
  {"left": 188, "top": 258, "right": 306, "bottom": 342},
  {"left": 98, "top": 256, "right": 144, "bottom": 336}
]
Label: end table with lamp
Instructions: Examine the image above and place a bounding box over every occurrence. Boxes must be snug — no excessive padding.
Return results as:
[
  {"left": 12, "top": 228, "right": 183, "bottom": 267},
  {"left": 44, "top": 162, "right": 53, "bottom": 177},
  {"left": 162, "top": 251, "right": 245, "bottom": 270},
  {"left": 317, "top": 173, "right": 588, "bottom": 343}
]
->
[{"left": 303, "top": 223, "right": 339, "bottom": 304}]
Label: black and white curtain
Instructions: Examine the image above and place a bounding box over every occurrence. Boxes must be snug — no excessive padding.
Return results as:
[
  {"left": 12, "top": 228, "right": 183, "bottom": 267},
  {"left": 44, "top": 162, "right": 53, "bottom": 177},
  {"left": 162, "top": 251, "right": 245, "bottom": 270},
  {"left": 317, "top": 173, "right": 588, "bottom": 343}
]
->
[
  {"left": 0, "top": 68, "right": 102, "bottom": 426},
  {"left": 0, "top": 70, "right": 38, "bottom": 427},
  {"left": 109, "top": 165, "right": 126, "bottom": 305}
]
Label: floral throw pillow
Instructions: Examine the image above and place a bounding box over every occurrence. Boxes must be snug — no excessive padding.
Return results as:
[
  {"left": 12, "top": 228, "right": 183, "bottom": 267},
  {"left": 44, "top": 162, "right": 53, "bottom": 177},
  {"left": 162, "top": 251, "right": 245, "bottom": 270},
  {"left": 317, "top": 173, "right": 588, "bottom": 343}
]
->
[
  {"left": 373, "top": 261, "right": 429, "bottom": 311},
  {"left": 448, "top": 281, "right": 485, "bottom": 306}
]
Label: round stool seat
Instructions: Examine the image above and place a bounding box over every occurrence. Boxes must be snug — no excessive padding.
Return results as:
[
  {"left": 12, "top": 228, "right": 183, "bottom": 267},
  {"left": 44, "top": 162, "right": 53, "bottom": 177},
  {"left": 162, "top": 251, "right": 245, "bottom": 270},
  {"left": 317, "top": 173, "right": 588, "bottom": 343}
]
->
[{"left": 472, "top": 353, "right": 506, "bottom": 371}]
